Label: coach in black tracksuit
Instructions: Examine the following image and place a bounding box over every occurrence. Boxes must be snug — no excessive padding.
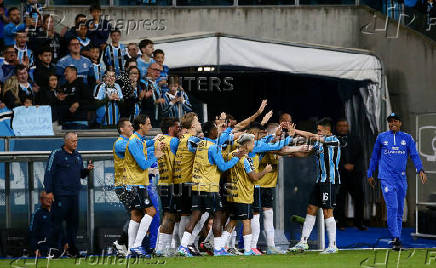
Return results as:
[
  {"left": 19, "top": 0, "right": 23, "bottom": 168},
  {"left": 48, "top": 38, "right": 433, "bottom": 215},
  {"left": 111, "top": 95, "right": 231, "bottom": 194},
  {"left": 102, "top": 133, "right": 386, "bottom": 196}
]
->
[
  {"left": 335, "top": 119, "right": 367, "bottom": 231},
  {"left": 44, "top": 132, "right": 94, "bottom": 256}
]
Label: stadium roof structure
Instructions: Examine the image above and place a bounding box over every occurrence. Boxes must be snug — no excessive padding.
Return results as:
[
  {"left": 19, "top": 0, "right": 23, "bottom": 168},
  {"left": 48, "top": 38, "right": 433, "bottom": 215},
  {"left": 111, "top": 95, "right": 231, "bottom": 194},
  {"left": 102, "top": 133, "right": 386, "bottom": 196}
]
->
[{"left": 127, "top": 32, "right": 391, "bottom": 132}]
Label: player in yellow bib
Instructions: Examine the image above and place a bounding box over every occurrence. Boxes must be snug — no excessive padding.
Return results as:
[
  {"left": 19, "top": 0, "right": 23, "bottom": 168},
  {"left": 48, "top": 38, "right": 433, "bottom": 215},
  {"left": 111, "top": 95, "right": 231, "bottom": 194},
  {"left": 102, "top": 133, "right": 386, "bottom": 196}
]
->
[
  {"left": 113, "top": 118, "right": 133, "bottom": 255},
  {"left": 117, "top": 114, "right": 163, "bottom": 256},
  {"left": 178, "top": 121, "right": 244, "bottom": 257},
  {"left": 221, "top": 133, "right": 273, "bottom": 255},
  {"left": 173, "top": 112, "right": 203, "bottom": 255},
  {"left": 154, "top": 117, "right": 181, "bottom": 255}
]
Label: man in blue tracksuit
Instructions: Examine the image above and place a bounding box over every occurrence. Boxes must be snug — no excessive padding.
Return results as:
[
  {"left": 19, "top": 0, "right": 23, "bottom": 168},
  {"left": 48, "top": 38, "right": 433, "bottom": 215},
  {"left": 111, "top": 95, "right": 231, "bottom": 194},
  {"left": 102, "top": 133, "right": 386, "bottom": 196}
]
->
[
  {"left": 44, "top": 132, "right": 94, "bottom": 256},
  {"left": 368, "top": 113, "right": 427, "bottom": 250},
  {"left": 29, "top": 192, "right": 54, "bottom": 257}
]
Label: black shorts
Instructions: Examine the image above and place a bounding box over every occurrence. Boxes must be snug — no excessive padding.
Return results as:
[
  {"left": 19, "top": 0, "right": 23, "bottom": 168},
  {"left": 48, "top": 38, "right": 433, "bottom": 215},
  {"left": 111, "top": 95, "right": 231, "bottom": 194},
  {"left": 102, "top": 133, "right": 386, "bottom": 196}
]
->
[
  {"left": 308, "top": 183, "right": 337, "bottom": 209},
  {"left": 174, "top": 183, "right": 192, "bottom": 215},
  {"left": 115, "top": 185, "right": 153, "bottom": 211},
  {"left": 191, "top": 191, "right": 220, "bottom": 214},
  {"left": 229, "top": 202, "right": 253, "bottom": 220},
  {"left": 260, "top": 187, "right": 274, "bottom": 209},
  {"left": 252, "top": 186, "right": 261, "bottom": 213},
  {"left": 158, "top": 185, "right": 177, "bottom": 213}
]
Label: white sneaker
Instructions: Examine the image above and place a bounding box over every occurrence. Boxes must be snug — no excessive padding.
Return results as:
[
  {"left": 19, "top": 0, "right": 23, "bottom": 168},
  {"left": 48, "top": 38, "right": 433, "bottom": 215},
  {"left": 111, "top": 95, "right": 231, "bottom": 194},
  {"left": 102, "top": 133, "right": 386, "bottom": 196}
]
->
[
  {"left": 113, "top": 240, "right": 128, "bottom": 257},
  {"left": 267, "top": 246, "right": 284, "bottom": 255},
  {"left": 287, "top": 241, "right": 309, "bottom": 253},
  {"left": 227, "top": 247, "right": 243, "bottom": 255},
  {"left": 320, "top": 246, "right": 338, "bottom": 254}
]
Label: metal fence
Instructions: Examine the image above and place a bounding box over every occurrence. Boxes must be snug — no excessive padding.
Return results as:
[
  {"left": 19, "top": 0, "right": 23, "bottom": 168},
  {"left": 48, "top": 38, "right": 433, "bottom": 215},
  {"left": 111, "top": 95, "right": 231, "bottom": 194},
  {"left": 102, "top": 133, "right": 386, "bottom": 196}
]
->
[{"left": 413, "top": 113, "right": 436, "bottom": 239}]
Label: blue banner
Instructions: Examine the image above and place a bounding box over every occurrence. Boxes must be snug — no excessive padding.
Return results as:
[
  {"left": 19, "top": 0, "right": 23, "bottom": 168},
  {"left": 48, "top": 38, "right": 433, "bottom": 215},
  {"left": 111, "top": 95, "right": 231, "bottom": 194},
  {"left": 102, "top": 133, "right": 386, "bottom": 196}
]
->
[{"left": 12, "top": 106, "right": 54, "bottom": 136}]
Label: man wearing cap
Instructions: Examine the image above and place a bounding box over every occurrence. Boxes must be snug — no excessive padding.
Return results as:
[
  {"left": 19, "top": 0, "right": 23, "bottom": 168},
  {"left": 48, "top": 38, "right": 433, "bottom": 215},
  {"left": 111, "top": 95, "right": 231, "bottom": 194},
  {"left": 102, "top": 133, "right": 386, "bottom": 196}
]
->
[{"left": 367, "top": 113, "right": 427, "bottom": 250}]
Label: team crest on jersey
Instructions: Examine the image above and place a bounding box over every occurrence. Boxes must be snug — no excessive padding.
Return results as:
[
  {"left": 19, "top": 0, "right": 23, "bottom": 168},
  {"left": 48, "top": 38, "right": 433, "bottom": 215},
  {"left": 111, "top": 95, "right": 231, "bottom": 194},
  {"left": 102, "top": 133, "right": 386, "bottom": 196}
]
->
[
  {"left": 383, "top": 141, "right": 388, "bottom": 146},
  {"left": 384, "top": 186, "right": 389, "bottom": 193},
  {"left": 83, "top": 63, "right": 88, "bottom": 68},
  {"left": 401, "top": 140, "right": 406, "bottom": 145}
]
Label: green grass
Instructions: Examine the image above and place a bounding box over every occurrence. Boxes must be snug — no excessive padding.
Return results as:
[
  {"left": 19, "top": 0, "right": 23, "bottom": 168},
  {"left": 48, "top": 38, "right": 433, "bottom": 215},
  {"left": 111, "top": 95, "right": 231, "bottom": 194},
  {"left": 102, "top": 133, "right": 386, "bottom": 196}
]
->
[{"left": 2, "top": 249, "right": 436, "bottom": 268}]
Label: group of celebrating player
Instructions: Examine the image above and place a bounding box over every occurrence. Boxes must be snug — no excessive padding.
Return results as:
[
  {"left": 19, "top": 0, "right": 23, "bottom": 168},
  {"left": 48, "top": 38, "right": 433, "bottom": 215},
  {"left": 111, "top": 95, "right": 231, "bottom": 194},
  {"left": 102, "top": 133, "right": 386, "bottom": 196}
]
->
[{"left": 112, "top": 99, "right": 342, "bottom": 257}]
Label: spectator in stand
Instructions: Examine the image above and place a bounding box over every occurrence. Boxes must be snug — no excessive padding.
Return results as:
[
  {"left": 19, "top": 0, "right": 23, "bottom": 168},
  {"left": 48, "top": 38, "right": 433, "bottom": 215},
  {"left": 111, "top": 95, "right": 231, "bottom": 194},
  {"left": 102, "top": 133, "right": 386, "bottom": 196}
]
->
[
  {"left": 0, "top": 80, "right": 14, "bottom": 136},
  {"left": 127, "top": 66, "right": 151, "bottom": 120},
  {"left": 137, "top": 39, "right": 155, "bottom": 80},
  {"left": 426, "top": 0, "right": 436, "bottom": 27},
  {"left": 116, "top": 58, "right": 140, "bottom": 117},
  {"left": 3, "top": 64, "right": 35, "bottom": 109},
  {"left": 23, "top": 0, "right": 43, "bottom": 28},
  {"left": 163, "top": 76, "right": 192, "bottom": 119},
  {"left": 30, "top": 14, "right": 63, "bottom": 63},
  {"left": 32, "top": 47, "right": 55, "bottom": 91},
  {"left": 14, "top": 30, "right": 33, "bottom": 67},
  {"left": 88, "top": 45, "right": 105, "bottom": 89},
  {"left": 144, "top": 62, "right": 164, "bottom": 125},
  {"left": 86, "top": 4, "right": 112, "bottom": 49},
  {"left": 153, "top": 49, "right": 169, "bottom": 93},
  {"left": 94, "top": 68, "right": 123, "bottom": 127},
  {"left": 56, "top": 66, "right": 93, "bottom": 128},
  {"left": 35, "top": 73, "right": 57, "bottom": 106},
  {"left": 3, "top": 7, "right": 26, "bottom": 47},
  {"left": 0, "top": 62, "right": 3, "bottom": 83},
  {"left": 29, "top": 191, "right": 53, "bottom": 257},
  {"left": 75, "top": 22, "right": 91, "bottom": 57},
  {"left": 0, "top": 0, "right": 9, "bottom": 51},
  {"left": 1, "top": 46, "right": 18, "bottom": 81},
  {"left": 56, "top": 38, "right": 92, "bottom": 85},
  {"left": 63, "top": 14, "right": 86, "bottom": 45},
  {"left": 335, "top": 118, "right": 367, "bottom": 231},
  {"left": 125, "top": 43, "right": 140, "bottom": 61},
  {"left": 103, "top": 29, "right": 126, "bottom": 76}
]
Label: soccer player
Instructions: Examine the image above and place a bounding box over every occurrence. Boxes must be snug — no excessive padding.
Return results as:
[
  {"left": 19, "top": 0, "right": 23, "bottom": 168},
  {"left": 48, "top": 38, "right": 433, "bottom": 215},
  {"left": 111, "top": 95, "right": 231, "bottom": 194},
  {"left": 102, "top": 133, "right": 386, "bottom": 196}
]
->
[
  {"left": 221, "top": 133, "right": 273, "bottom": 255},
  {"left": 173, "top": 112, "right": 202, "bottom": 254},
  {"left": 178, "top": 121, "right": 244, "bottom": 257},
  {"left": 367, "top": 113, "right": 427, "bottom": 250},
  {"left": 288, "top": 118, "right": 341, "bottom": 254},
  {"left": 117, "top": 114, "right": 163, "bottom": 256},
  {"left": 246, "top": 123, "right": 292, "bottom": 254},
  {"left": 255, "top": 123, "right": 287, "bottom": 254},
  {"left": 103, "top": 29, "right": 126, "bottom": 76},
  {"left": 154, "top": 117, "right": 181, "bottom": 255},
  {"left": 113, "top": 118, "right": 134, "bottom": 256}
]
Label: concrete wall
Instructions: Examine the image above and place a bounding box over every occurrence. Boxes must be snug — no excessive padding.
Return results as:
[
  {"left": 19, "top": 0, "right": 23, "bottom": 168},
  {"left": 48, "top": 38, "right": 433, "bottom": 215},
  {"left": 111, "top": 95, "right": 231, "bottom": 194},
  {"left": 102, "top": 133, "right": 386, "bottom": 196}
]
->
[
  {"left": 49, "top": 5, "right": 436, "bottom": 224},
  {"left": 357, "top": 7, "right": 436, "bottom": 224},
  {"left": 49, "top": 6, "right": 361, "bottom": 47}
]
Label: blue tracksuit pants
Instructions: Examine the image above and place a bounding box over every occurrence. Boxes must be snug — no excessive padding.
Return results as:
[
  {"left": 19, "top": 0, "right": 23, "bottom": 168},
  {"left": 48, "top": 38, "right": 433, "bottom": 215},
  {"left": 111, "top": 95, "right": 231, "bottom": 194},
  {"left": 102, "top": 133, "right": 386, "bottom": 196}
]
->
[{"left": 380, "top": 175, "right": 407, "bottom": 239}]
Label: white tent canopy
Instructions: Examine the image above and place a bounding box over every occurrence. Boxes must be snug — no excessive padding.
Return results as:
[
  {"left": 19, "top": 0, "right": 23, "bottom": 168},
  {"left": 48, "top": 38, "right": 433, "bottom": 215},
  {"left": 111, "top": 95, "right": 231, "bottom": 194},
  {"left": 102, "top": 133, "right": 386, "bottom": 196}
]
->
[
  {"left": 155, "top": 35, "right": 382, "bottom": 83},
  {"left": 128, "top": 33, "right": 390, "bottom": 132}
]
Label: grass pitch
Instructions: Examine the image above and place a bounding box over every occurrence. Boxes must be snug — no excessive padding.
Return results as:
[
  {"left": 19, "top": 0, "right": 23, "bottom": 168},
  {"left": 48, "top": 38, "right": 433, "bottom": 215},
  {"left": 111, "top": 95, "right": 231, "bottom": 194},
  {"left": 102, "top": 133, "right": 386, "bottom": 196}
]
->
[{"left": 2, "top": 249, "right": 436, "bottom": 268}]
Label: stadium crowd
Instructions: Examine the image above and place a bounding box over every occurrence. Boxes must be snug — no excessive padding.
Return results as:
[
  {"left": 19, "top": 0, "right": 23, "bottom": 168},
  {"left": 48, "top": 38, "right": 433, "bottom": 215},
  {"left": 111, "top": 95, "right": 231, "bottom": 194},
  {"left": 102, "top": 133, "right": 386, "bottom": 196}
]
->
[{"left": 0, "top": 2, "right": 192, "bottom": 131}]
